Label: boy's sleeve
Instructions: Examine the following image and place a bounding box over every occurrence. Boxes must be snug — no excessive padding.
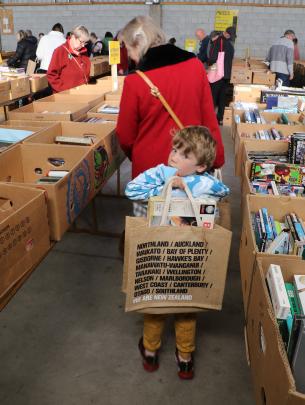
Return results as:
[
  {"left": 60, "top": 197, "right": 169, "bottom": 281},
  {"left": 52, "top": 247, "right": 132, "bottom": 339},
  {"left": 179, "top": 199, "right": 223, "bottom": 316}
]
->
[
  {"left": 125, "top": 165, "right": 177, "bottom": 200},
  {"left": 185, "top": 173, "right": 230, "bottom": 198}
]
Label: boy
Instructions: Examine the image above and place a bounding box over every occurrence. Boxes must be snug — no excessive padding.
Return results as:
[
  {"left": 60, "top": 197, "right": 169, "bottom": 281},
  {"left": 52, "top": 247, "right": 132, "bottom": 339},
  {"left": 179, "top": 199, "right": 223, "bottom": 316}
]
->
[{"left": 125, "top": 126, "right": 229, "bottom": 379}]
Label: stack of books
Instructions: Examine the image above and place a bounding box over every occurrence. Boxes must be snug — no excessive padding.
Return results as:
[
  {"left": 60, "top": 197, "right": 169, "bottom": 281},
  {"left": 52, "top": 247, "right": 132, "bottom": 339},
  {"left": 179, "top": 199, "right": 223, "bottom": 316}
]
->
[
  {"left": 251, "top": 208, "right": 305, "bottom": 255},
  {"left": 288, "top": 133, "right": 305, "bottom": 164},
  {"left": 266, "top": 264, "right": 305, "bottom": 393},
  {"left": 247, "top": 151, "right": 288, "bottom": 163},
  {"left": 254, "top": 128, "right": 287, "bottom": 140},
  {"left": 250, "top": 162, "right": 305, "bottom": 197}
]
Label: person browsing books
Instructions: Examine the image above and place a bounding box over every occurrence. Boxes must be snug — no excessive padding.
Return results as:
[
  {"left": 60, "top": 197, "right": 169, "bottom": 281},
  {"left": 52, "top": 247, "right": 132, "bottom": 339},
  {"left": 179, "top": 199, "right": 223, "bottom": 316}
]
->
[
  {"left": 47, "top": 25, "right": 91, "bottom": 92},
  {"left": 125, "top": 125, "right": 230, "bottom": 380},
  {"left": 116, "top": 16, "right": 225, "bottom": 182}
]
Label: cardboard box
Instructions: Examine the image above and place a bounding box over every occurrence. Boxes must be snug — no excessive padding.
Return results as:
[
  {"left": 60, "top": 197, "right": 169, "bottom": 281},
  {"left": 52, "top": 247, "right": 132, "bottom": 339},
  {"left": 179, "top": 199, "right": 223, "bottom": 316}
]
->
[
  {"left": 39, "top": 93, "right": 104, "bottom": 108},
  {"left": 252, "top": 70, "right": 276, "bottom": 86},
  {"left": 232, "top": 58, "right": 249, "bottom": 68},
  {"left": 0, "top": 120, "right": 56, "bottom": 131},
  {"left": 233, "top": 84, "right": 270, "bottom": 103},
  {"left": 239, "top": 195, "right": 305, "bottom": 313},
  {"left": 231, "top": 103, "right": 267, "bottom": 140},
  {"left": 248, "top": 59, "right": 268, "bottom": 69},
  {"left": 104, "top": 90, "right": 122, "bottom": 102},
  {"left": 0, "top": 90, "right": 12, "bottom": 104},
  {"left": 223, "top": 107, "right": 232, "bottom": 128},
  {"left": 0, "top": 79, "right": 11, "bottom": 92},
  {"left": 29, "top": 74, "right": 48, "bottom": 93},
  {"left": 0, "top": 183, "right": 50, "bottom": 299},
  {"left": 87, "top": 100, "right": 120, "bottom": 121},
  {"left": 97, "top": 75, "right": 125, "bottom": 87},
  {"left": 0, "top": 121, "right": 58, "bottom": 153},
  {"left": 261, "top": 112, "right": 303, "bottom": 125},
  {"left": 240, "top": 141, "right": 289, "bottom": 201},
  {"left": 60, "top": 84, "right": 107, "bottom": 97},
  {"left": 22, "top": 121, "right": 125, "bottom": 193},
  {"left": 0, "top": 144, "right": 95, "bottom": 240},
  {"left": 231, "top": 67, "right": 252, "bottom": 84},
  {"left": 7, "top": 101, "right": 89, "bottom": 122},
  {"left": 246, "top": 256, "right": 305, "bottom": 404},
  {"left": 89, "top": 58, "right": 110, "bottom": 77},
  {"left": 234, "top": 123, "right": 305, "bottom": 176},
  {"left": 9, "top": 76, "right": 31, "bottom": 99}
]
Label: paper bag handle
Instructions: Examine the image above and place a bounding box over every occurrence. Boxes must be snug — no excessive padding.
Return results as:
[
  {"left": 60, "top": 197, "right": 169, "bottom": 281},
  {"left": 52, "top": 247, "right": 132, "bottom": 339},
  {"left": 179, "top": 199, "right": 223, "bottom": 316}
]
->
[{"left": 160, "top": 176, "right": 203, "bottom": 227}]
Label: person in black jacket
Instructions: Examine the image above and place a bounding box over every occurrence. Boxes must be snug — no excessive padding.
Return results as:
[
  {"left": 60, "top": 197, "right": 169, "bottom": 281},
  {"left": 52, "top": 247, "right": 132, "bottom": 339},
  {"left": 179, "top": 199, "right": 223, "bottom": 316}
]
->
[
  {"left": 206, "top": 31, "right": 234, "bottom": 125},
  {"left": 195, "top": 28, "right": 209, "bottom": 67},
  {"left": 7, "top": 30, "right": 37, "bottom": 71}
]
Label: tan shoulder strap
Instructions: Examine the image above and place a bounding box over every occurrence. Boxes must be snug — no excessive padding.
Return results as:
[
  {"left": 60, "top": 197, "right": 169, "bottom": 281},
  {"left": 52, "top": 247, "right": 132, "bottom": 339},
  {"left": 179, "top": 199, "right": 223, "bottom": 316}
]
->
[
  {"left": 136, "top": 70, "right": 184, "bottom": 130},
  {"left": 63, "top": 46, "right": 88, "bottom": 85}
]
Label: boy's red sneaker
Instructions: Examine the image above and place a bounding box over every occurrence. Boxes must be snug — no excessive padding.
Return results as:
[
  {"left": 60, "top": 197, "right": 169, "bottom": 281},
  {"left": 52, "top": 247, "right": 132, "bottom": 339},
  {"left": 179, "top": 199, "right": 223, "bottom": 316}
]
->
[
  {"left": 175, "top": 349, "right": 194, "bottom": 380},
  {"left": 138, "top": 337, "right": 159, "bottom": 372}
]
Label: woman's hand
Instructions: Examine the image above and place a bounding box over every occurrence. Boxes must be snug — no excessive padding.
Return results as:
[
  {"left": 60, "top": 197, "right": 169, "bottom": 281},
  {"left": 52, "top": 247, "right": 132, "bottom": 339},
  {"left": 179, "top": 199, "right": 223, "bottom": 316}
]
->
[{"left": 172, "top": 177, "right": 185, "bottom": 190}]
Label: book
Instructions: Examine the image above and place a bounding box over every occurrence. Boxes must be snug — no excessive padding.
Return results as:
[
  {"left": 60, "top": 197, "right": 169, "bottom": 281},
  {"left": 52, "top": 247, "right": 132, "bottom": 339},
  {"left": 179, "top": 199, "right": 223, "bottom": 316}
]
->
[
  {"left": 147, "top": 196, "right": 217, "bottom": 229},
  {"left": 265, "top": 231, "right": 290, "bottom": 254},
  {"left": 0, "top": 128, "right": 33, "bottom": 143},
  {"left": 55, "top": 136, "right": 94, "bottom": 146},
  {"left": 251, "top": 162, "right": 305, "bottom": 186}
]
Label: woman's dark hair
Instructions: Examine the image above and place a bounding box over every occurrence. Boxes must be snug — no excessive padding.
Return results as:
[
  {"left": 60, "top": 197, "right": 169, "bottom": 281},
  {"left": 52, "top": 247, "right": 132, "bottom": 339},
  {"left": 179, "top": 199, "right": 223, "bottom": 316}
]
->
[
  {"left": 168, "top": 37, "right": 176, "bottom": 45},
  {"left": 52, "top": 23, "right": 64, "bottom": 34},
  {"left": 17, "top": 30, "right": 26, "bottom": 41},
  {"left": 90, "top": 32, "right": 97, "bottom": 39},
  {"left": 66, "top": 31, "right": 72, "bottom": 39},
  {"left": 105, "top": 31, "right": 113, "bottom": 38},
  {"left": 293, "top": 37, "right": 298, "bottom": 45}
]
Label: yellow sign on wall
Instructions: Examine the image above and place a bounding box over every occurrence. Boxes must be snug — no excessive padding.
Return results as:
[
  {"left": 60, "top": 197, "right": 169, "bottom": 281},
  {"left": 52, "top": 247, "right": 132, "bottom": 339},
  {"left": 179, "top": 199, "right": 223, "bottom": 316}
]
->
[
  {"left": 109, "top": 41, "right": 120, "bottom": 65},
  {"left": 214, "top": 10, "right": 238, "bottom": 32},
  {"left": 0, "top": 9, "right": 14, "bottom": 35},
  {"left": 184, "top": 38, "right": 197, "bottom": 53}
]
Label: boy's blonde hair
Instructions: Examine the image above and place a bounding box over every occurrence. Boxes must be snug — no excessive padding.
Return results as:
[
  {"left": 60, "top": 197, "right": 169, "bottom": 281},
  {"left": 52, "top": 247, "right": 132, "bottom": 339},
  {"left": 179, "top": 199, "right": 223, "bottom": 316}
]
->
[
  {"left": 173, "top": 126, "right": 216, "bottom": 171},
  {"left": 121, "top": 16, "right": 166, "bottom": 60}
]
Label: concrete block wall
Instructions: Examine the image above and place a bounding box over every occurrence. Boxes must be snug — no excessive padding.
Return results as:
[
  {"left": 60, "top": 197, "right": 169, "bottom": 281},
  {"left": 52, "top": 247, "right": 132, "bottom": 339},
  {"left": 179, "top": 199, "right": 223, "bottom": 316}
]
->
[
  {"left": 1, "top": 4, "right": 305, "bottom": 60},
  {"left": 162, "top": 5, "right": 305, "bottom": 59}
]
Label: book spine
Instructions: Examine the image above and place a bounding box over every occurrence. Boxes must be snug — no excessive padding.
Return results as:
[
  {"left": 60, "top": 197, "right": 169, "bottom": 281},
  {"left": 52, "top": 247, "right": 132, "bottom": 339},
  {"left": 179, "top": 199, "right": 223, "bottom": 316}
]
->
[
  {"left": 261, "top": 207, "right": 273, "bottom": 240},
  {"left": 286, "top": 214, "right": 298, "bottom": 255},
  {"left": 270, "top": 180, "right": 279, "bottom": 195},
  {"left": 291, "top": 213, "right": 305, "bottom": 242},
  {"left": 288, "top": 136, "right": 293, "bottom": 163},
  {"left": 258, "top": 209, "right": 267, "bottom": 252}
]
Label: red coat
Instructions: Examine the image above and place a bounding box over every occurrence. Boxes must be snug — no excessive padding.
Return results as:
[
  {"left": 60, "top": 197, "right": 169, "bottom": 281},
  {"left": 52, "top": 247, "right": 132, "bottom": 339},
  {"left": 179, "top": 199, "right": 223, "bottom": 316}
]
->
[
  {"left": 116, "top": 44, "right": 225, "bottom": 179},
  {"left": 47, "top": 40, "right": 91, "bottom": 92}
]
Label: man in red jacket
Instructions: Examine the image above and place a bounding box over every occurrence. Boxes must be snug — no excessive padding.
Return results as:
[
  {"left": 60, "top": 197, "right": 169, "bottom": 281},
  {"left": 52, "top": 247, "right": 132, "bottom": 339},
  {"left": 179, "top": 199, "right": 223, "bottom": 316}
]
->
[
  {"left": 116, "top": 17, "right": 224, "bottom": 180},
  {"left": 47, "top": 25, "right": 91, "bottom": 93}
]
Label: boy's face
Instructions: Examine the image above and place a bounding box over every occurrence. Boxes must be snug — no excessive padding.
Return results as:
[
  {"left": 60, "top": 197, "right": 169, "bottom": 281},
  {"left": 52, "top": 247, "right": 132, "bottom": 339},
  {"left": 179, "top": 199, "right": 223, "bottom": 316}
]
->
[{"left": 168, "top": 146, "right": 206, "bottom": 177}]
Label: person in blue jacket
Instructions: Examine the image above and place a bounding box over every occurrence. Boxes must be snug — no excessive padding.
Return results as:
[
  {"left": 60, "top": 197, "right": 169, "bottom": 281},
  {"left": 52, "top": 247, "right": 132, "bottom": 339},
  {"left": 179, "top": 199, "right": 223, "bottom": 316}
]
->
[
  {"left": 126, "top": 125, "right": 229, "bottom": 203},
  {"left": 125, "top": 125, "right": 229, "bottom": 380}
]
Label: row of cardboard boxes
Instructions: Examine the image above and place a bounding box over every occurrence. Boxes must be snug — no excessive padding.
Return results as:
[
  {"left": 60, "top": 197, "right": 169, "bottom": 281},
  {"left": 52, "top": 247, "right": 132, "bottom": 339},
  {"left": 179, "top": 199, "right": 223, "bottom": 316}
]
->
[
  {"left": 231, "top": 58, "right": 276, "bottom": 86},
  {"left": 230, "top": 86, "right": 305, "bottom": 403},
  {"left": 0, "top": 75, "right": 48, "bottom": 102},
  {"left": 0, "top": 76, "right": 123, "bottom": 125},
  {"left": 0, "top": 120, "right": 125, "bottom": 301},
  {"left": 0, "top": 76, "right": 124, "bottom": 307},
  {"left": 0, "top": 57, "right": 112, "bottom": 103}
]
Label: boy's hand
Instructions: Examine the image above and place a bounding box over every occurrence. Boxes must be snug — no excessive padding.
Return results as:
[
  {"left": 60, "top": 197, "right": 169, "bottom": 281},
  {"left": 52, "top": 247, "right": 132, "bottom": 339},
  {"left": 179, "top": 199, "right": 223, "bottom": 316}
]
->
[{"left": 172, "top": 177, "right": 185, "bottom": 190}]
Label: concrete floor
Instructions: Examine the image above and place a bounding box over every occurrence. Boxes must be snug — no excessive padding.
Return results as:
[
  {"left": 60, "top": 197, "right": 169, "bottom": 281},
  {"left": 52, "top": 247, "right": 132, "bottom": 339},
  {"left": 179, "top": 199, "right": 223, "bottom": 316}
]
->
[{"left": 0, "top": 127, "right": 255, "bottom": 405}]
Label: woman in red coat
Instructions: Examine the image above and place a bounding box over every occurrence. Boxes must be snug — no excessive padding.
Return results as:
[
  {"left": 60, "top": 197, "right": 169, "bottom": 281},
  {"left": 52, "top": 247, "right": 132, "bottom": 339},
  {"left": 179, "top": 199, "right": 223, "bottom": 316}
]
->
[
  {"left": 117, "top": 16, "right": 225, "bottom": 380},
  {"left": 47, "top": 25, "right": 91, "bottom": 93},
  {"left": 116, "top": 17, "right": 224, "bottom": 180}
]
